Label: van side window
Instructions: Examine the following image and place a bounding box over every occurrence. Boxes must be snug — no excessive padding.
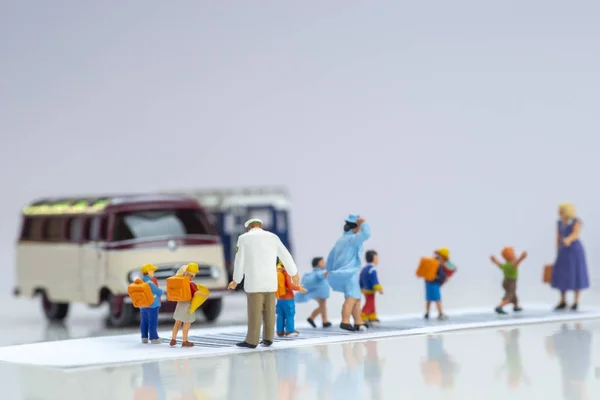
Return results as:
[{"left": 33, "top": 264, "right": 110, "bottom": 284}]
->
[
  {"left": 68, "top": 218, "right": 84, "bottom": 242},
  {"left": 28, "top": 218, "right": 45, "bottom": 241},
  {"left": 20, "top": 218, "right": 32, "bottom": 240},
  {"left": 88, "top": 216, "right": 107, "bottom": 241},
  {"left": 44, "top": 218, "right": 64, "bottom": 241}
]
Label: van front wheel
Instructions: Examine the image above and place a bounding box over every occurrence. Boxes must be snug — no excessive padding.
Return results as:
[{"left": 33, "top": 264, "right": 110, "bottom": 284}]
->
[
  {"left": 41, "top": 293, "right": 69, "bottom": 321},
  {"left": 106, "top": 293, "right": 136, "bottom": 327},
  {"left": 201, "top": 298, "right": 222, "bottom": 322}
]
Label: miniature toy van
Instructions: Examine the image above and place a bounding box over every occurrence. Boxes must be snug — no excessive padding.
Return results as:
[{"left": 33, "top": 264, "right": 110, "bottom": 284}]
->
[{"left": 14, "top": 194, "right": 228, "bottom": 327}]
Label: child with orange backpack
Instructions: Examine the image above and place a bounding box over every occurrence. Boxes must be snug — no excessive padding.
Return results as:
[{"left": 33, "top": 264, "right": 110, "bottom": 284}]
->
[{"left": 276, "top": 258, "right": 307, "bottom": 337}]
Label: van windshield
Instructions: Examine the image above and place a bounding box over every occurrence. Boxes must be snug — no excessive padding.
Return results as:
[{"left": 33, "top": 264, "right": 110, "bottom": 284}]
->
[{"left": 113, "top": 209, "right": 215, "bottom": 242}]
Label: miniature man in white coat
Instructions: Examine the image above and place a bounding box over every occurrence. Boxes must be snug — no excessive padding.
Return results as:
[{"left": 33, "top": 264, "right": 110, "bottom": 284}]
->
[{"left": 228, "top": 218, "right": 300, "bottom": 348}]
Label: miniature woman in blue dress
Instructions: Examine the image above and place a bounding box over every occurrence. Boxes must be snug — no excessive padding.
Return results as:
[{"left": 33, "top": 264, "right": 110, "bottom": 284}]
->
[{"left": 551, "top": 203, "right": 590, "bottom": 311}]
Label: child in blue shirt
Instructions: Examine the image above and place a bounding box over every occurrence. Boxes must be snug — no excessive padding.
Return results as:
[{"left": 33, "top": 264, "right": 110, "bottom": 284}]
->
[
  {"left": 359, "top": 250, "right": 383, "bottom": 324},
  {"left": 295, "top": 257, "right": 332, "bottom": 328},
  {"left": 424, "top": 248, "right": 449, "bottom": 320}
]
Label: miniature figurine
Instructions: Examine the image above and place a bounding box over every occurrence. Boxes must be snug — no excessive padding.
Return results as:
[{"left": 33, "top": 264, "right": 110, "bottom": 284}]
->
[
  {"left": 551, "top": 202, "right": 590, "bottom": 311},
  {"left": 127, "top": 263, "right": 163, "bottom": 344},
  {"left": 276, "top": 259, "right": 307, "bottom": 337},
  {"left": 496, "top": 329, "right": 530, "bottom": 388},
  {"left": 424, "top": 248, "right": 450, "bottom": 320},
  {"left": 169, "top": 263, "right": 201, "bottom": 348},
  {"left": 420, "top": 335, "right": 458, "bottom": 390},
  {"left": 326, "top": 214, "right": 371, "bottom": 332},
  {"left": 228, "top": 218, "right": 299, "bottom": 349},
  {"left": 491, "top": 247, "right": 527, "bottom": 314},
  {"left": 359, "top": 250, "right": 383, "bottom": 324},
  {"left": 140, "top": 264, "right": 163, "bottom": 344},
  {"left": 295, "top": 256, "right": 332, "bottom": 328}
]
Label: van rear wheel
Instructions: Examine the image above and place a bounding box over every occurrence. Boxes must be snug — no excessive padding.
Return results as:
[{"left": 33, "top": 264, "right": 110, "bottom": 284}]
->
[
  {"left": 201, "top": 298, "right": 222, "bottom": 322},
  {"left": 41, "top": 293, "right": 69, "bottom": 321},
  {"left": 106, "top": 293, "right": 136, "bottom": 327}
]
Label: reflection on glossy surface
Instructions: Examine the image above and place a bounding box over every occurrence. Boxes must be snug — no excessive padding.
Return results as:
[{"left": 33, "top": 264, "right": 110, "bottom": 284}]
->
[
  {"left": 546, "top": 323, "right": 592, "bottom": 400},
  {"left": 420, "top": 335, "right": 459, "bottom": 390},
  {"left": 12, "top": 320, "right": 600, "bottom": 400},
  {"left": 496, "top": 329, "right": 530, "bottom": 389}
]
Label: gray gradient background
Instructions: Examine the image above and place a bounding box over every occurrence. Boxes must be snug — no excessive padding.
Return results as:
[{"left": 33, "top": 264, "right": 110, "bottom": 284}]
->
[{"left": 1, "top": 1, "right": 600, "bottom": 317}]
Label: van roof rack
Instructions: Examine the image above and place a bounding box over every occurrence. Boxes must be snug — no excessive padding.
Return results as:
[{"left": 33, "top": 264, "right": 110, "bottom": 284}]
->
[{"left": 164, "top": 186, "right": 291, "bottom": 210}]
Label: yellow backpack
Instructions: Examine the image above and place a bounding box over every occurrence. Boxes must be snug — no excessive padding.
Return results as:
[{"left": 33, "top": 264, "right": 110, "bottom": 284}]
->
[{"left": 276, "top": 268, "right": 287, "bottom": 298}]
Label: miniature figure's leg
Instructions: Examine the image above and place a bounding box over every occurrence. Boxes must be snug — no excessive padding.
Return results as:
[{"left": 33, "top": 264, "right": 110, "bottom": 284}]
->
[
  {"left": 362, "top": 294, "right": 375, "bottom": 320},
  {"left": 435, "top": 301, "right": 443, "bottom": 315},
  {"left": 309, "top": 303, "right": 322, "bottom": 321},
  {"left": 149, "top": 307, "right": 159, "bottom": 340},
  {"left": 182, "top": 322, "right": 191, "bottom": 342},
  {"left": 263, "top": 292, "right": 276, "bottom": 342},
  {"left": 245, "top": 293, "right": 263, "bottom": 346},
  {"left": 140, "top": 308, "right": 149, "bottom": 340},
  {"left": 574, "top": 290, "right": 580, "bottom": 304},
  {"left": 341, "top": 298, "right": 354, "bottom": 324},
  {"left": 284, "top": 300, "right": 296, "bottom": 333},
  {"left": 425, "top": 301, "right": 432, "bottom": 315},
  {"left": 171, "top": 320, "right": 182, "bottom": 340},
  {"left": 276, "top": 300, "right": 285, "bottom": 334},
  {"left": 352, "top": 300, "right": 364, "bottom": 325},
  {"left": 318, "top": 299, "right": 329, "bottom": 323}
]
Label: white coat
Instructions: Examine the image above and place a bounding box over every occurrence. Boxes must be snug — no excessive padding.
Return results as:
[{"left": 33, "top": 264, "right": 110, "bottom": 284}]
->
[{"left": 232, "top": 227, "right": 298, "bottom": 293}]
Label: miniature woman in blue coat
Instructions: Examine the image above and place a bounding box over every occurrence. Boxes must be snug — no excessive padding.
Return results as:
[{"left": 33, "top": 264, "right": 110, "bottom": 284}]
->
[
  {"left": 326, "top": 214, "right": 371, "bottom": 332},
  {"left": 295, "top": 256, "right": 332, "bottom": 328}
]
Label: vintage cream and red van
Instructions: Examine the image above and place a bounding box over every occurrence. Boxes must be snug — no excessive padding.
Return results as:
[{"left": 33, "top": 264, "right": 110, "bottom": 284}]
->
[{"left": 14, "top": 194, "right": 228, "bottom": 327}]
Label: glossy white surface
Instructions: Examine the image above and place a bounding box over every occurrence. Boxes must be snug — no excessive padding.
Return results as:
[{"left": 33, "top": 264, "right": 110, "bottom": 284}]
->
[
  {"left": 0, "top": 296, "right": 599, "bottom": 400},
  {"left": 1, "top": 319, "right": 599, "bottom": 400}
]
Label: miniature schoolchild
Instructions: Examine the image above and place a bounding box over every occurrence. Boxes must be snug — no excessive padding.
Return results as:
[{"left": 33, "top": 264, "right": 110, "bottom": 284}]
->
[
  {"left": 140, "top": 263, "right": 163, "bottom": 344},
  {"left": 491, "top": 247, "right": 527, "bottom": 314},
  {"left": 327, "top": 214, "right": 371, "bottom": 332},
  {"left": 424, "top": 248, "right": 449, "bottom": 320},
  {"left": 170, "top": 263, "right": 200, "bottom": 348},
  {"left": 276, "top": 259, "right": 307, "bottom": 337},
  {"left": 359, "top": 250, "right": 383, "bottom": 324},
  {"left": 295, "top": 256, "right": 332, "bottom": 328}
]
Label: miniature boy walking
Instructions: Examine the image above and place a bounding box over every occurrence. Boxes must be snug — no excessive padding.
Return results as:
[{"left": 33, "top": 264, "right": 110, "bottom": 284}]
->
[
  {"left": 140, "top": 263, "right": 163, "bottom": 344},
  {"left": 296, "top": 257, "right": 332, "bottom": 328},
  {"left": 360, "top": 250, "right": 383, "bottom": 324},
  {"left": 424, "top": 248, "right": 449, "bottom": 320},
  {"left": 491, "top": 247, "right": 527, "bottom": 314},
  {"left": 276, "top": 260, "right": 307, "bottom": 337}
]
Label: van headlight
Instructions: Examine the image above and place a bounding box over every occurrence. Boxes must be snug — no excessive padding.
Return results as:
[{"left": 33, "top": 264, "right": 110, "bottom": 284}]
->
[{"left": 128, "top": 270, "right": 142, "bottom": 283}]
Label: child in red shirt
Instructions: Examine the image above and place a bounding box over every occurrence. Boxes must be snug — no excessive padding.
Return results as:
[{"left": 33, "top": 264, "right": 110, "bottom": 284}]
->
[{"left": 276, "top": 260, "right": 307, "bottom": 337}]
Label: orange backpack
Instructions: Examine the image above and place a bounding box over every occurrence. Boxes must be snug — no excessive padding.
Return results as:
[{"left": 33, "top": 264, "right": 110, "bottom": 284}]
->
[
  {"left": 416, "top": 257, "right": 440, "bottom": 281},
  {"left": 166, "top": 276, "right": 192, "bottom": 302},
  {"left": 276, "top": 268, "right": 287, "bottom": 299},
  {"left": 127, "top": 278, "right": 154, "bottom": 308}
]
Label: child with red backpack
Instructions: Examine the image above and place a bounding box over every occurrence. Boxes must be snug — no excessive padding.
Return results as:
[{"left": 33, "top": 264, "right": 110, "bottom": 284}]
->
[{"left": 276, "top": 259, "right": 307, "bottom": 337}]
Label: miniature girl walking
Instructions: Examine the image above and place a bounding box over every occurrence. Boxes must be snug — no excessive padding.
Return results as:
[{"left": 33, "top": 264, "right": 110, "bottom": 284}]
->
[
  {"left": 170, "top": 263, "right": 200, "bottom": 348},
  {"left": 551, "top": 203, "right": 590, "bottom": 310},
  {"left": 295, "top": 257, "right": 332, "bottom": 328}
]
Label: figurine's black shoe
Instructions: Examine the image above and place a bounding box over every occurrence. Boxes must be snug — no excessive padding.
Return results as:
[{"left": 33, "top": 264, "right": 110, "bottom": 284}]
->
[
  {"left": 322, "top": 322, "right": 332, "bottom": 328},
  {"left": 495, "top": 307, "right": 507, "bottom": 314},
  {"left": 513, "top": 306, "right": 523, "bottom": 312},
  {"left": 260, "top": 340, "right": 273, "bottom": 347},
  {"left": 554, "top": 302, "right": 567, "bottom": 311},
  {"left": 340, "top": 323, "right": 355, "bottom": 331},
  {"left": 236, "top": 341, "right": 257, "bottom": 349},
  {"left": 571, "top": 303, "right": 579, "bottom": 311},
  {"left": 307, "top": 318, "right": 316, "bottom": 328}
]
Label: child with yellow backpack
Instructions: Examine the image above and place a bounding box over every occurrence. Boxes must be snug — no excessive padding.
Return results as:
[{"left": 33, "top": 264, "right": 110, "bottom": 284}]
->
[
  {"left": 276, "top": 259, "right": 307, "bottom": 337},
  {"left": 166, "top": 263, "right": 210, "bottom": 348},
  {"left": 127, "top": 263, "right": 163, "bottom": 344}
]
